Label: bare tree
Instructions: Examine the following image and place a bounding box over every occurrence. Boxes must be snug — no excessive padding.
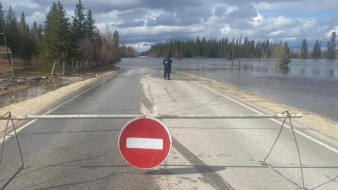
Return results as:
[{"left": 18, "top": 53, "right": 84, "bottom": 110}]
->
[{"left": 272, "top": 41, "right": 291, "bottom": 66}]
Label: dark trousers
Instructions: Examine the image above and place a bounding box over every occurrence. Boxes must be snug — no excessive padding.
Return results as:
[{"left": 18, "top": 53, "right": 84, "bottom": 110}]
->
[{"left": 164, "top": 66, "right": 171, "bottom": 79}]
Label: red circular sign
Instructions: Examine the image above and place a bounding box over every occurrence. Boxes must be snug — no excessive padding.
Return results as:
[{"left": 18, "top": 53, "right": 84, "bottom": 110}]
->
[{"left": 118, "top": 116, "right": 172, "bottom": 169}]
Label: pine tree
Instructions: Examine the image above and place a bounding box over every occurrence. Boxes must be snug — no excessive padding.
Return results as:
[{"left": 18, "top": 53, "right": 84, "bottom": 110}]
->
[
  {"left": 262, "top": 39, "right": 270, "bottom": 58},
  {"left": 0, "top": 2, "right": 5, "bottom": 46},
  {"left": 78, "top": 9, "right": 100, "bottom": 61},
  {"left": 31, "top": 22, "right": 43, "bottom": 57},
  {"left": 31, "top": 22, "right": 37, "bottom": 56},
  {"left": 326, "top": 32, "right": 336, "bottom": 59},
  {"left": 112, "top": 29, "right": 120, "bottom": 60},
  {"left": 18, "top": 13, "right": 29, "bottom": 33},
  {"left": 0, "top": 2, "right": 4, "bottom": 22},
  {"left": 311, "top": 40, "right": 322, "bottom": 59},
  {"left": 72, "top": 0, "right": 85, "bottom": 40},
  {"left": 41, "top": 1, "right": 74, "bottom": 62},
  {"left": 227, "top": 41, "right": 234, "bottom": 60},
  {"left": 300, "top": 39, "right": 308, "bottom": 58},
  {"left": 5, "top": 6, "right": 20, "bottom": 56},
  {"left": 84, "top": 9, "right": 96, "bottom": 40},
  {"left": 18, "top": 12, "right": 33, "bottom": 59},
  {"left": 113, "top": 30, "right": 120, "bottom": 47}
]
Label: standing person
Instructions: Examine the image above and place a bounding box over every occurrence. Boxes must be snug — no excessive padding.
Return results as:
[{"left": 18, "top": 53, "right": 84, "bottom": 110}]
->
[{"left": 163, "top": 56, "right": 172, "bottom": 80}]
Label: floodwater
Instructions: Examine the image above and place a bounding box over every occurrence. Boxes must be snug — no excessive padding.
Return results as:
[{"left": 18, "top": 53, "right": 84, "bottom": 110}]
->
[
  {"left": 0, "top": 62, "right": 108, "bottom": 108},
  {"left": 0, "top": 62, "right": 51, "bottom": 79},
  {"left": 2, "top": 57, "right": 338, "bottom": 122},
  {"left": 120, "top": 57, "right": 338, "bottom": 122},
  {"left": 0, "top": 76, "right": 90, "bottom": 108}
]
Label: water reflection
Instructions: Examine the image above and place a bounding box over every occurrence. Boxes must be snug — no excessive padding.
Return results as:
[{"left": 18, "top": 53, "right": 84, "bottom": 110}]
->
[
  {"left": 300, "top": 68, "right": 306, "bottom": 75},
  {"left": 0, "top": 76, "right": 88, "bottom": 108},
  {"left": 242, "top": 64, "right": 254, "bottom": 71},
  {"left": 327, "top": 69, "right": 335, "bottom": 77},
  {"left": 312, "top": 68, "right": 321, "bottom": 76},
  {"left": 179, "top": 58, "right": 338, "bottom": 79},
  {"left": 275, "top": 66, "right": 290, "bottom": 74},
  {"left": 254, "top": 66, "right": 268, "bottom": 73}
]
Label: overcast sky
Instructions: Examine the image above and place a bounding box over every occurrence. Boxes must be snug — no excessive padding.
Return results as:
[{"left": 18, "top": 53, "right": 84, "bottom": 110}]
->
[{"left": 2, "top": 0, "right": 338, "bottom": 52}]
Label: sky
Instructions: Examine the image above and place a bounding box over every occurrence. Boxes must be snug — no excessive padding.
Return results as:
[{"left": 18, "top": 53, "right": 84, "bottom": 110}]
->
[{"left": 2, "top": 0, "right": 338, "bottom": 52}]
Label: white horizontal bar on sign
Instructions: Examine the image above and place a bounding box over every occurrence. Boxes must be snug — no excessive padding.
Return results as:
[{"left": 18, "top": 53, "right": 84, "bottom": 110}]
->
[{"left": 126, "top": 138, "right": 163, "bottom": 150}]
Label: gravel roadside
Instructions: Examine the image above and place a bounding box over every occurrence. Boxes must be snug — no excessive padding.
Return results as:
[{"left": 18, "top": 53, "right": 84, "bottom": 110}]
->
[{"left": 0, "top": 71, "right": 115, "bottom": 136}]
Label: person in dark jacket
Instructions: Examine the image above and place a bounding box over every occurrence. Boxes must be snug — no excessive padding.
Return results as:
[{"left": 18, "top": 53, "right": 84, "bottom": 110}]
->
[{"left": 163, "top": 56, "right": 172, "bottom": 80}]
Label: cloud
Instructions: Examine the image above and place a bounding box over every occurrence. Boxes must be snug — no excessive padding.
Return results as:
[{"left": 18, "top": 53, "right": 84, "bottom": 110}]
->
[
  {"left": 125, "top": 42, "right": 153, "bottom": 52},
  {"left": 254, "top": 0, "right": 338, "bottom": 14},
  {"left": 118, "top": 20, "right": 145, "bottom": 28},
  {"left": 226, "top": 3, "right": 257, "bottom": 19},
  {"left": 214, "top": 7, "right": 226, "bottom": 17},
  {"left": 26, "top": 12, "right": 46, "bottom": 26},
  {"left": 119, "top": 25, "right": 203, "bottom": 41},
  {"left": 2, "top": 0, "right": 338, "bottom": 51},
  {"left": 326, "top": 26, "right": 338, "bottom": 38},
  {"left": 147, "top": 19, "right": 157, "bottom": 26},
  {"left": 269, "top": 30, "right": 285, "bottom": 37},
  {"left": 153, "top": 12, "right": 180, "bottom": 26},
  {"left": 117, "top": 8, "right": 159, "bottom": 21}
]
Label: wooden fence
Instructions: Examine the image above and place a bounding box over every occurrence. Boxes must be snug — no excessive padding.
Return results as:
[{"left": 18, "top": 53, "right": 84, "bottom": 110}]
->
[{"left": 51, "top": 60, "right": 103, "bottom": 76}]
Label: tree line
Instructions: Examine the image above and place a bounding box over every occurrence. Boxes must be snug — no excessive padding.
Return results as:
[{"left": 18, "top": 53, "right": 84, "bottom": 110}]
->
[
  {"left": 147, "top": 32, "right": 337, "bottom": 60},
  {"left": 300, "top": 32, "right": 337, "bottom": 59},
  {"left": 146, "top": 36, "right": 293, "bottom": 65},
  {"left": 0, "top": 0, "right": 139, "bottom": 66}
]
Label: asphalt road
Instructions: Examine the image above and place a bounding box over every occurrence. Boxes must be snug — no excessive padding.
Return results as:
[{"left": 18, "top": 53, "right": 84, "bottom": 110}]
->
[{"left": 0, "top": 58, "right": 338, "bottom": 189}]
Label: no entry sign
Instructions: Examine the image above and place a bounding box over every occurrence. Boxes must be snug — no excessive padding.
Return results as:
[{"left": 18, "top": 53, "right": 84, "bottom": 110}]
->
[{"left": 118, "top": 116, "right": 172, "bottom": 169}]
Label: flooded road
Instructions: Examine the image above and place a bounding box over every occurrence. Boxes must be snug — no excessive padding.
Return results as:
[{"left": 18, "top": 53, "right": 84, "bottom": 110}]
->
[
  {"left": 2, "top": 57, "right": 337, "bottom": 121},
  {"left": 120, "top": 57, "right": 338, "bottom": 121}
]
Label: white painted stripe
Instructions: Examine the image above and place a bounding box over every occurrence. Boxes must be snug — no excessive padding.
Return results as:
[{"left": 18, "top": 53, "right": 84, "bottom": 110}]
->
[
  {"left": 126, "top": 137, "right": 163, "bottom": 150},
  {"left": 193, "top": 80, "right": 338, "bottom": 154}
]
